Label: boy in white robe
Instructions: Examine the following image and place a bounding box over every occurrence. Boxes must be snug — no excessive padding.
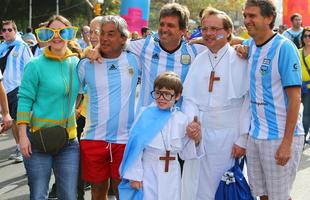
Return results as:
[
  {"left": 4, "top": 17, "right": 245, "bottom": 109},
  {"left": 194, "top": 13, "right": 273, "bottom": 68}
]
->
[
  {"left": 181, "top": 7, "right": 251, "bottom": 200},
  {"left": 119, "top": 72, "right": 204, "bottom": 200}
]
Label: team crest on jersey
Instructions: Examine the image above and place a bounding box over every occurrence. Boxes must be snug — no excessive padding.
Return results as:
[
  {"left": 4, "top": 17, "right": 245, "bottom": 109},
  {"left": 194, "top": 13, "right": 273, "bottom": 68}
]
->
[
  {"left": 12, "top": 51, "right": 19, "bottom": 57},
  {"left": 260, "top": 58, "right": 271, "bottom": 75},
  {"left": 128, "top": 66, "right": 134, "bottom": 76},
  {"left": 181, "top": 54, "right": 191, "bottom": 65}
]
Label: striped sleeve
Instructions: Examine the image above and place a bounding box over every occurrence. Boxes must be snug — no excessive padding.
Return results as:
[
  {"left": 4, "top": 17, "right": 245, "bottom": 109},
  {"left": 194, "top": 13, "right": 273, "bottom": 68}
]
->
[
  {"left": 278, "top": 40, "right": 302, "bottom": 87},
  {"left": 77, "top": 58, "right": 88, "bottom": 93}
]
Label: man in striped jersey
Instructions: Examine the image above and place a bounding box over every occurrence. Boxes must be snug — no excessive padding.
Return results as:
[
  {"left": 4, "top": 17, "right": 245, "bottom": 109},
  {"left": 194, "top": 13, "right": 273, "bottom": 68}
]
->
[
  {"left": 130, "top": 3, "right": 206, "bottom": 109},
  {"left": 77, "top": 15, "right": 140, "bottom": 200},
  {"left": 0, "top": 20, "right": 32, "bottom": 163},
  {"left": 243, "top": 1, "right": 304, "bottom": 200}
]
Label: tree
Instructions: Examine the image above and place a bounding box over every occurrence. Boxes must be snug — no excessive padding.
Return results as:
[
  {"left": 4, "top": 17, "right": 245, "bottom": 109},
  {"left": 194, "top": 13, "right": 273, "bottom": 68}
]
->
[{"left": 149, "top": 0, "right": 245, "bottom": 30}]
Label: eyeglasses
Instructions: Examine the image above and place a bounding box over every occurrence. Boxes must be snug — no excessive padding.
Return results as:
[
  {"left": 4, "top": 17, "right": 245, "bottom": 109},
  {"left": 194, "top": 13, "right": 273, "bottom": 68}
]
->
[
  {"left": 303, "top": 34, "right": 310, "bottom": 39},
  {"left": 35, "top": 27, "right": 78, "bottom": 42},
  {"left": 151, "top": 90, "right": 175, "bottom": 101},
  {"left": 1, "top": 28, "right": 13, "bottom": 33},
  {"left": 201, "top": 26, "right": 224, "bottom": 34},
  {"left": 90, "top": 29, "right": 100, "bottom": 35}
]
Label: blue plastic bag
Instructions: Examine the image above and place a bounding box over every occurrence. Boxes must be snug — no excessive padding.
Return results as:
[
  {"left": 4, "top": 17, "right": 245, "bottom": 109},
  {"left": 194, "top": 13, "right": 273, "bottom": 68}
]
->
[{"left": 215, "top": 158, "right": 255, "bottom": 200}]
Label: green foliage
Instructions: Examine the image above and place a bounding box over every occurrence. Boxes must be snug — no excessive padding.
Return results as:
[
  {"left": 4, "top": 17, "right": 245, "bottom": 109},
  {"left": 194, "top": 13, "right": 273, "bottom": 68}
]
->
[
  {"left": 149, "top": 0, "right": 245, "bottom": 30},
  {"left": 1, "top": 0, "right": 244, "bottom": 33}
]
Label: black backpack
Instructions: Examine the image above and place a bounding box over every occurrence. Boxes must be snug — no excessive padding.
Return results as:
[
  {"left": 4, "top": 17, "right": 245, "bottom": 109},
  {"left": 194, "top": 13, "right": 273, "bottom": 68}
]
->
[{"left": 286, "top": 31, "right": 301, "bottom": 48}]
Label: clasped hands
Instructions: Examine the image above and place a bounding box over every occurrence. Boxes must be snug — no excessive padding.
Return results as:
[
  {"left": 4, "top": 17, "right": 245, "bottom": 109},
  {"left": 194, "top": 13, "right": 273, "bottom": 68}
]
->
[{"left": 186, "top": 116, "right": 201, "bottom": 144}]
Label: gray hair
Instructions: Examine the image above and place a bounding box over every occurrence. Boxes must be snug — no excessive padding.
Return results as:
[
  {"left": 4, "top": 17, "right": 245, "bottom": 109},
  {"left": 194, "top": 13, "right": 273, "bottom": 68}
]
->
[{"left": 101, "top": 15, "right": 130, "bottom": 38}]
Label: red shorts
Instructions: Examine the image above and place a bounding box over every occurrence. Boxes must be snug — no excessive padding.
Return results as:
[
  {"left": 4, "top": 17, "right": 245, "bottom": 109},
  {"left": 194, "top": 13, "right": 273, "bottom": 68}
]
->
[{"left": 80, "top": 140, "right": 126, "bottom": 183}]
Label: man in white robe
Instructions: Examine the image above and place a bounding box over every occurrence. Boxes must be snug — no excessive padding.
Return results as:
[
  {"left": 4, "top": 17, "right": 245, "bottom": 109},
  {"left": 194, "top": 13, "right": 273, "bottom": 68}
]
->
[{"left": 181, "top": 7, "right": 251, "bottom": 200}]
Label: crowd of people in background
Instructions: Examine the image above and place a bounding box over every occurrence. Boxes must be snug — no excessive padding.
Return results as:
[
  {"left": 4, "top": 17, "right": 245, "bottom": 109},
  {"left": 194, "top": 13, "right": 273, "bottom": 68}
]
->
[{"left": 0, "top": 0, "right": 308, "bottom": 200}]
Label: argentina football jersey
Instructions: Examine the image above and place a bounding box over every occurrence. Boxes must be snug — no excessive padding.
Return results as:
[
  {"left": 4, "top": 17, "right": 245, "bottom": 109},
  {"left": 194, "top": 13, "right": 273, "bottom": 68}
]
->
[
  {"left": 128, "top": 35, "right": 206, "bottom": 110},
  {"left": 1, "top": 41, "right": 32, "bottom": 93},
  {"left": 246, "top": 34, "right": 304, "bottom": 139},
  {"left": 77, "top": 51, "right": 140, "bottom": 143}
]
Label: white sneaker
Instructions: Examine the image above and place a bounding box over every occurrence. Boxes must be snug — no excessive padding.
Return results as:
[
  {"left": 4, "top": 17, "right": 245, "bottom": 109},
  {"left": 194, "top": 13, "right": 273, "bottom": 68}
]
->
[
  {"left": 8, "top": 149, "right": 23, "bottom": 163},
  {"left": 14, "top": 152, "right": 23, "bottom": 163}
]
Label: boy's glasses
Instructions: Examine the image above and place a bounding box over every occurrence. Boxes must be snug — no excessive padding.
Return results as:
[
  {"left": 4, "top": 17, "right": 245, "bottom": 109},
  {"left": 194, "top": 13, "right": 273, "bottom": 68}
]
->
[
  {"left": 1, "top": 28, "right": 13, "bottom": 32},
  {"left": 151, "top": 90, "right": 175, "bottom": 101},
  {"left": 35, "top": 27, "right": 78, "bottom": 42}
]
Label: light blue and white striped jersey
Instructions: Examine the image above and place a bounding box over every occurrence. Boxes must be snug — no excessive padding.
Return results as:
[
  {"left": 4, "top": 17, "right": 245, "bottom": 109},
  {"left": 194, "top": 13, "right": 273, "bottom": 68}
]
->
[
  {"left": 0, "top": 71, "right": 3, "bottom": 81},
  {"left": 0, "top": 41, "right": 33, "bottom": 93},
  {"left": 33, "top": 46, "right": 45, "bottom": 57},
  {"left": 246, "top": 34, "right": 303, "bottom": 140},
  {"left": 128, "top": 35, "right": 206, "bottom": 109},
  {"left": 78, "top": 51, "right": 140, "bottom": 144}
]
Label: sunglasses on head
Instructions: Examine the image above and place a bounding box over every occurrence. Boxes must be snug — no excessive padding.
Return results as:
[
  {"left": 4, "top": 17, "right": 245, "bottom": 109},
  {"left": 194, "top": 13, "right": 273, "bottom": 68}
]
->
[
  {"left": 35, "top": 27, "right": 78, "bottom": 42},
  {"left": 1, "top": 28, "right": 13, "bottom": 33}
]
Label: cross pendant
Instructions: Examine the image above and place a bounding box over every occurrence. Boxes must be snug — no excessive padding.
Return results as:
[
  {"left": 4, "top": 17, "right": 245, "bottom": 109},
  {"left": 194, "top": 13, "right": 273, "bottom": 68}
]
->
[
  {"left": 159, "top": 150, "right": 176, "bottom": 172},
  {"left": 208, "top": 70, "right": 220, "bottom": 92}
]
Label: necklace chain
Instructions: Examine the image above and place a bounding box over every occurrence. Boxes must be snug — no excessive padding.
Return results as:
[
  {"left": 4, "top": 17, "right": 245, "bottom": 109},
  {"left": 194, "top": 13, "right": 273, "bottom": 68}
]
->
[{"left": 207, "top": 47, "right": 229, "bottom": 71}]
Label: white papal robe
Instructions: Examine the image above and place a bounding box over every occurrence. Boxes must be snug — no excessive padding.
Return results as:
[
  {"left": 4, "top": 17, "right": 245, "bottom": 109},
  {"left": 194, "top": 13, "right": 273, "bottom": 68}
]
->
[
  {"left": 181, "top": 43, "right": 251, "bottom": 200},
  {"left": 123, "top": 106, "right": 204, "bottom": 200}
]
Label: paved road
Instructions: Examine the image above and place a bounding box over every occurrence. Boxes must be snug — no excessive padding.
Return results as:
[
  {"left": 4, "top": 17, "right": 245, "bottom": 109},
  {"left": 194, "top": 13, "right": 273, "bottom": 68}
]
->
[{"left": 0, "top": 130, "right": 309, "bottom": 199}]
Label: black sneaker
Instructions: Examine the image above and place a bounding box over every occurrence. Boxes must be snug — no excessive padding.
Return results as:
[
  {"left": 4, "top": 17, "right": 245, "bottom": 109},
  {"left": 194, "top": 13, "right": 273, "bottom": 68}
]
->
[
  {"left": 48, "top": 183, "right": 57, "bottom": 200},
  {"left": 84, "top": 182, "right": 91, "bottom": 190}
]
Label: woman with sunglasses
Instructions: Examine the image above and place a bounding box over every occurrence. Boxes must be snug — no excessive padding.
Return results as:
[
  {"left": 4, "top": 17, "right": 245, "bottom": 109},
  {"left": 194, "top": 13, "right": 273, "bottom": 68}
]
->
[
  {"left": 16, "top": 15, "right": 80, "bottom": 200},
  {"left": 300, "top": 27, "right": 310, "bottom": 144}
]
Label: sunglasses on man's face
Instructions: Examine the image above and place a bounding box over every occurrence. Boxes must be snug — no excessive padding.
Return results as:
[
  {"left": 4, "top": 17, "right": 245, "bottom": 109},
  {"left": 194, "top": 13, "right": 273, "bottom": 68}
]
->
[
  {"left": 35, "top": 27, "right": 78, "bottom": 42},
  {"left": 1, "top": 28, "right": 13, "bottom": 33},
  {"left": 303, "top": 34, "right": 310, "bottom": 39}
]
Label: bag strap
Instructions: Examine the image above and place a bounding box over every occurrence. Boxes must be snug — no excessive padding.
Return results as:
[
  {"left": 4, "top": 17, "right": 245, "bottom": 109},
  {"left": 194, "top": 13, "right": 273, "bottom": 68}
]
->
[
  {"left": 0, "top": 46, "right": 15, "bottom": 73},
  {"left": 65, "top": 57, "right": 73, "bottom": 128},
  {"left": 234, "top": 156, "right": 246, "bottom": 170},
  {"left": 302, "top": 48, "right": 310, "bottom": 77}
]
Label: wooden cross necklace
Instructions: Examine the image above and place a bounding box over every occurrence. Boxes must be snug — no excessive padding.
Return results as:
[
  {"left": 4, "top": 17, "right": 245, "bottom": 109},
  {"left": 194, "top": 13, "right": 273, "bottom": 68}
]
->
[
  {"left": 207, "top": 48, "right": 228, "bottom": 92},
  {"left": 159, "top": 131, "right": 176, "bottom": 172}
]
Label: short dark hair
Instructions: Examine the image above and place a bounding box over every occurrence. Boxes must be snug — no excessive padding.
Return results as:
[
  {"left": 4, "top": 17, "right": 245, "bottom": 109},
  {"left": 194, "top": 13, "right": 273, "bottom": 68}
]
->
[
  {"left": 159, "top": 3, "right": 190, "bottom": 30},
  {"left": 245, "top": 0, "right": 277, "bottom": 29},
  {"left": 26, "top": 27, "right": 32, "bottom": 33},
  {"left": 2, "top": 20, "right": 17, "bottom": 31},
  {"left": 301, "top": 27, "right": 310, "bottom": 47},
  {"left": 141, "top": 26, "right": 150, "bottom": 35},
  {"left": 290, "top": 13, "right": 302, "bottom": 22},
  {"left": 154, "top": 71, "right": 183, "bottom": 95}
]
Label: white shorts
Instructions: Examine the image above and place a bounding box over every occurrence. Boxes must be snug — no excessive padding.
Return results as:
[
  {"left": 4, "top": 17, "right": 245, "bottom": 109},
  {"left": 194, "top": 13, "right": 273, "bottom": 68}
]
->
[{"left": 246, "top": 136, "right": 303, "bottom": 200}]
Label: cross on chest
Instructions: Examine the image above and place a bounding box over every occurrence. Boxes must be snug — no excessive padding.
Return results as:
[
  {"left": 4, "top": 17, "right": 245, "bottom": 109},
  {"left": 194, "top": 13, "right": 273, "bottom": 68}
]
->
[
  {"left": 159, "top": 150, "right": 176, "bottom": 172},
  {"left": 208, "top": 71, "right": 220, "bottom": 92}
]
